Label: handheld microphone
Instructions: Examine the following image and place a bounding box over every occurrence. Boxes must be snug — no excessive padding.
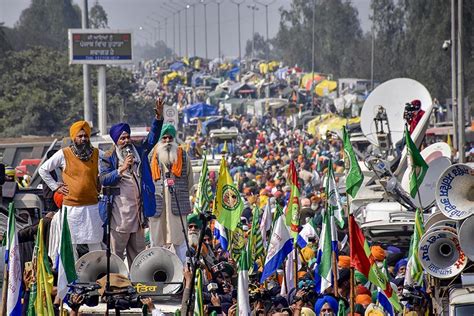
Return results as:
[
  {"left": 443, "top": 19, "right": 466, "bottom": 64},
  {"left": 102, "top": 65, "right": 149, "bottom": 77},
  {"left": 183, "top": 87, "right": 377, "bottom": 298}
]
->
[{"left": 125, "top": 147, "right": 134, "bottom": 171}]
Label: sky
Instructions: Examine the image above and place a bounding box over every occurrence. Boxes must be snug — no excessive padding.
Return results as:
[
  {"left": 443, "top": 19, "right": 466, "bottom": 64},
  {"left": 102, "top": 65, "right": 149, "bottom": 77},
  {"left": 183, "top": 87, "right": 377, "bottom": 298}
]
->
[{"left": 0, "top": 0, "right": 371, "bottom": 59}]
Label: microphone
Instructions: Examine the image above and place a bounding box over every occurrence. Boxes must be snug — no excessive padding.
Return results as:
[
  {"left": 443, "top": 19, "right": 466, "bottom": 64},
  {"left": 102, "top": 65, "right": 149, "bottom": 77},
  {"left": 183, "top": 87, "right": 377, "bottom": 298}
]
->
[{"left": 125, "top": 147, "right": 134, "bottom": 171}]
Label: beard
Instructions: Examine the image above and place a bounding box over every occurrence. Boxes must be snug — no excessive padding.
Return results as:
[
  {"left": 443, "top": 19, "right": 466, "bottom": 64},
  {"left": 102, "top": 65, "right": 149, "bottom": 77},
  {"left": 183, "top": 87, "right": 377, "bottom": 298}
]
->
[
  {"left": 188, "top": 231, "right": 200, "bottom": 248},
  {"left": 157, "top": 141, "right": 178, "bottom": 167}
]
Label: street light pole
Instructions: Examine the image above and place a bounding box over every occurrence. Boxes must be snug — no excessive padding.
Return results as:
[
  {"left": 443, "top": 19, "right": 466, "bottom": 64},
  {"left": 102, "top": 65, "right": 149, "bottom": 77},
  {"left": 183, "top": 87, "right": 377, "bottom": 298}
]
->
[
  {"left": 457, "top": 0, "right": 465, "bottom": 162},
  {"left": 217, "top": 0, "right": 222, "bottom": 58},
  {"left": 451, "top": 0, "right": 458, "bottom": 150},
  {"left": 200, "top": 0, "right": 208, "bottom": 59},
  {"left": 185, "top": 5, "right": 189, "bottom": 57},
  {"left": 231, "top": 0, "right": 245, "bottom": 60},
  {"left": 193, "top": 4, "right": 196, "bottom": 56},
  {"left": 81, "top": 0, "right": 92, "bottom": 125},
  {"left": 247, "top": 4, "right": 259, "bottom": 59},
  {"left": 255, "top": 0, "right": 276, "bottom": 60}
]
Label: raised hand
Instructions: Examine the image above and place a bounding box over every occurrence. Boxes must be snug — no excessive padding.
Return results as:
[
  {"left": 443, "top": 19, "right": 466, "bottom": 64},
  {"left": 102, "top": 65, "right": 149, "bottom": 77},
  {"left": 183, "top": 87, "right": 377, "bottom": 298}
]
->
[{"left": 155, "top": 97, "right": 164, "bottom": 119}]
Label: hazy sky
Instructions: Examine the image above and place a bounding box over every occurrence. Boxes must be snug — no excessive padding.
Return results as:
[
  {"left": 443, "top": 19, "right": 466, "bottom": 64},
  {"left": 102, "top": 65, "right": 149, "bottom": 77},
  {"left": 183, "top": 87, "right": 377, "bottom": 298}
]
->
[{"left": 0, "top": 0, "right": 371, "bottom": 58}]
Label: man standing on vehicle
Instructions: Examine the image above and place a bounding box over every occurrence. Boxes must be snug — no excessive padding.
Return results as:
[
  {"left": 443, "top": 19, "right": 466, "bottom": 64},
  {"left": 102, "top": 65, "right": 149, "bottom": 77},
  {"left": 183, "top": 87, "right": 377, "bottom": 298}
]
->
[
  {"left": 99, "top": 100, "right": 164, "bottom": 266},
  {"left": 39, "top": 121, "right": 102, "bottom": 257},
  {"left": 148, "top": 123, "right": 194, "bottom": 262}
]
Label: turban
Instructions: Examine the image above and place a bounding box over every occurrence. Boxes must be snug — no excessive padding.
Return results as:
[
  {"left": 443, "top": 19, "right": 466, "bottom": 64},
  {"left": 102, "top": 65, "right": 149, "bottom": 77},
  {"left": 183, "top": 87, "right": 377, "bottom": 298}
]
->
[
  {"left": 301, "top": 246, "right": 315, "bottom": 262},
  {"left": 371, "top": 246, "right": 386, "bottom": 261},
  {"left": 109, "top": 123, "right": 131, "bottom": 144},
  {"left": 53, "top": 192, "right": 64, "bottom": 208},
  {"left": 354, "top": 270, "right": 368, "bottom": 284},
  {"left": 301, "top": 308, "right": 316, "bottom": 316},
  {"left": 394, "top": 258, "right": 408, "bottom": 275},
  {"left": 338, "top": 255, "right": 351, "bottom": 269},
  {"left": 159, "top": 124, "right": 176, "bottom": 140},
  {"left": 314, "top": 295, "right": 338, "bottom": 315},
  {"left": 356, "top": 285, "right": 371, "bottom": 296},
  {"left": 355, "top": 294, "right": 372, "bottom": 305},
  {"left": 387, "top": 246, "right": 401, "bottom": 254},
  {"left": 70, "top": 121, "right": 91, "bottom": 140},
  {"left": 186, "top": 213, "right": 203, "bottom": 229}
]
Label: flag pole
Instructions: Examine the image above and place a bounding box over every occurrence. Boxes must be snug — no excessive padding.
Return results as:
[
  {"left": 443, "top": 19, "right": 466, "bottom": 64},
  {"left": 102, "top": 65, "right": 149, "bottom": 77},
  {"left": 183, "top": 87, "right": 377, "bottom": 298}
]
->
[
  {"left": 347, "top": 200, "right": 355, "bottom": 316},
  {"left": 294, "top": 242, "right": 298, "bottom": 288},
  {"left": 1, "top": 261, "right": 8, "bottom": 316},
  {"left": 332, "top": 251, "right": 339, "bottom": 298}
]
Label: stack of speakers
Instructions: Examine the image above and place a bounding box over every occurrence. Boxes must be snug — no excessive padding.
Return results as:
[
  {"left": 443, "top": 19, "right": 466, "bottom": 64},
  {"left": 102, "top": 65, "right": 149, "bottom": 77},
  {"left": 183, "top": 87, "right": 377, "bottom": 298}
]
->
[{"left": 419, "top": 163, "right": 474, "bottom": 280}]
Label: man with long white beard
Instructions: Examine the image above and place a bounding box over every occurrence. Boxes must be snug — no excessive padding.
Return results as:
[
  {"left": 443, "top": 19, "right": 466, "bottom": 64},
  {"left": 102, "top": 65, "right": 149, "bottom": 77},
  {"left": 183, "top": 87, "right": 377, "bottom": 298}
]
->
[{"left": 149, "top": 124, "right": 193, "bottom": 262}]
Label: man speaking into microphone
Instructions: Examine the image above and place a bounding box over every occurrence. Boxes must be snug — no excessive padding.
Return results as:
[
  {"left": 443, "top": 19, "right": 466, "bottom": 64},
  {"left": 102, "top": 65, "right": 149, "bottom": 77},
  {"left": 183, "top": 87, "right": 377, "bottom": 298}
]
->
[
  {"left": 99, "top": 100, "right": 164, "bottom": 266},
  {"left": 149, "top": 123, "right": 194, "bottom": 262}
]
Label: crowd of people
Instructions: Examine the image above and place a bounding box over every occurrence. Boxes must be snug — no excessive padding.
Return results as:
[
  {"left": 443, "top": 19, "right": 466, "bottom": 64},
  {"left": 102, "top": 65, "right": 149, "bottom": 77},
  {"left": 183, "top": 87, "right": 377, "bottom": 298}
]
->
[{"left": 3, "top": 55, "right": 472, "bottom": 316}]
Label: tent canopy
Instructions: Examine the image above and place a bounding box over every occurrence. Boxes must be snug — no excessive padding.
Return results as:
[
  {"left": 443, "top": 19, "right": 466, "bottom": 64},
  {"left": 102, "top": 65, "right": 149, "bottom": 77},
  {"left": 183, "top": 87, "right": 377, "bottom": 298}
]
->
[{"left": 184, "top": 103, "right": 219, "bottom": 119}]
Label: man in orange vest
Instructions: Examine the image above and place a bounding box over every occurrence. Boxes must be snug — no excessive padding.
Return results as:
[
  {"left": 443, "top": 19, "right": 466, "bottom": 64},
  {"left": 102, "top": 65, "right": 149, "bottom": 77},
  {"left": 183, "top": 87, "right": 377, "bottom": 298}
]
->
[{"left": 39, "top": 121, "right": 103, "bottom": 258}]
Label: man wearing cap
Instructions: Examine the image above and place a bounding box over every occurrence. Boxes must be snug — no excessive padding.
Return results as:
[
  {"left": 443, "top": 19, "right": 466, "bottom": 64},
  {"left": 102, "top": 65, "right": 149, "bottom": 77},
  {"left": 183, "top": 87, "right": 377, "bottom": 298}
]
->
[
  {"left": 148, "top": 123, "right": 194, "bottom": 262},
  {"left": 39, "top": 120, "right": 102, "bottom": 257},
  {"left": 99, "top": 99, "right": 164, "bottom": 266}
]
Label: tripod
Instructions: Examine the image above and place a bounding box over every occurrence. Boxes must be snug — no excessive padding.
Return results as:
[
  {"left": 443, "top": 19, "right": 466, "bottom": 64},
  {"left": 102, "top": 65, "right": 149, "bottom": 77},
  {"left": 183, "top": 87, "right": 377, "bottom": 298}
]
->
[{"left": 102, "top": 186, "right": 121, "bottom": 316}]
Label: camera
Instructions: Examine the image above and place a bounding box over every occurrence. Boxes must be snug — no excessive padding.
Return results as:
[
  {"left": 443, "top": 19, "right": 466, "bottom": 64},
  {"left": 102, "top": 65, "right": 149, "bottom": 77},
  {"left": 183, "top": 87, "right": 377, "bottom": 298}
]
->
[
  {"left": 102, "top": 186, "right": 121, "bottom": 196},
  {"left": 207, "top": 282, "right": 219, "bottom": 293},
  {"left": 442, "top": 39, "right": 451, "bottom": 50},
  {"left": 67, "top": 283, "right": 101, "bottom": 307}
]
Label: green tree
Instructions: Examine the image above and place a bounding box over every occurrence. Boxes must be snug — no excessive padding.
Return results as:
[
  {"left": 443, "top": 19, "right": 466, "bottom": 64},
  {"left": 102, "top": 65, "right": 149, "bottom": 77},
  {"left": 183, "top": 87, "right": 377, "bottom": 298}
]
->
[
  {"left": 89, "top": 1, "right": 109, "bottom": 29},
  {"left": 14, "top": 0, "right": 81, "bottom": 50},
  {"left": 0, "top": 23, "right": 12, "bottom": 57},
  {"left": 273, "top": 0, "right": 365, "bottom": 77},
  {"left": 245, "top": 33, "right": 271, "bottom": 59}
]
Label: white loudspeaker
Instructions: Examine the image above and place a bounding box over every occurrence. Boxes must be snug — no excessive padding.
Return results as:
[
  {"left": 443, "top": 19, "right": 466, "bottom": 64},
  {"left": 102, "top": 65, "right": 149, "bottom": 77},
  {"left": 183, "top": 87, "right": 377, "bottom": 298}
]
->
[
  {"left": 75, "top": 250, "right": 129, "bottom": 282},
  {"left": 129, "top": 247, "right": 183, "bottom": 295},
  {"left": 458, "top": 215, "right": 474, "bottom": 261},
  {"left": 435, "top": 164, "right": 474, "bottom": 220},
  {"left": 418, "top": 230, "right": 467, "bottom": 279}
]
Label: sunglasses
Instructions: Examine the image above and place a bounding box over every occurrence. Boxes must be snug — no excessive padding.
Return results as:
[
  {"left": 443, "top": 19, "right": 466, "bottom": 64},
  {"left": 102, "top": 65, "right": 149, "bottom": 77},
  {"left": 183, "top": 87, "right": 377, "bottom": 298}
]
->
[
  {"left": 188, "top": 224, "right": 199, "bottom": 229},
  {"left": 162, "top": 135, "right": 173, "bottom": 140}
]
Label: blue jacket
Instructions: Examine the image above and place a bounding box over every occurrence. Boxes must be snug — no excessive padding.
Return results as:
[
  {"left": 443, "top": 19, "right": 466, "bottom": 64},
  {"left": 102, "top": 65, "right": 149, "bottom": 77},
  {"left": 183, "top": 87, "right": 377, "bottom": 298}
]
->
[{"left": 99, "top": 119, "right": 163, "bottom": 220}]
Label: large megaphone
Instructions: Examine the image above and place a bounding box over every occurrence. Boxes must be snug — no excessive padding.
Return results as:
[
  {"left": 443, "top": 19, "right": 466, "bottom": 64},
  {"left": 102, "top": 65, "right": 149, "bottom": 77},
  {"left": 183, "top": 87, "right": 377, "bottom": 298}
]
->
[
  {"left": 129, "top": 247, "right": 183, "bottom": 295},
  {"left": 458, "top": 215, "right": 474, "bottom": 261},
  {"left": 435, "top": 163, "right": 474, "bottom": 220},
  {"left": 418, "top": 229, "right": 467, "bottom": 279},
  {"left": 75, "top": 250, "right": 129, "bottom": 282}
]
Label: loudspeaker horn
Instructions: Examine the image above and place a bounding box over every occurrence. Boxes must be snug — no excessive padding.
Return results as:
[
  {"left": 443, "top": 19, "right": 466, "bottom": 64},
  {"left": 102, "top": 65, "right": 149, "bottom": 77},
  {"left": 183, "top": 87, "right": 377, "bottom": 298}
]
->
[
  {"left": 418, "top": 230, "right": 467, "bottom": 279},
  {"left": 424, "top": 211, "right": 448, "bottom": 232},
  {"left": 458, "top": 215, "right": 474, "bottom": 261},
  {"left": 75, "top": 250, "right": 129, "bottom": 282},
  {"left": 435, "top": 164, "right": 474, "bottom": 220},
  {"left": 129, "top": 247, "right": 183, "bottom": 295},
  {"left": 425, "top": 220, "right": 458, "bottom": 235}
]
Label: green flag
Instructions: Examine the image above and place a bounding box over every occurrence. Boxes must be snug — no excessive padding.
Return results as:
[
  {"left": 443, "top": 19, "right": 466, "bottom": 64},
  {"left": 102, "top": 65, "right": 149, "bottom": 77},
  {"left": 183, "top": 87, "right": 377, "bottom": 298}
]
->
[
  {"left": 285, "top": 160, "right": 300, "bottom": 238},
  {"left": 193, "top": 155, "right": 213, "bottom": 214},
  {"left": 405, "top": 209, "right": 425, "bottom": 286},
  {"left": 249, "top": 207, "right": 265, "bottom": 266},
  {"left": 342, "top": 126, "right": 364, "bottom": 198},
  {"left": 405, "top": 127, "right": 428, "bottom": 198},
  {"left": 193, "top": 269, "right": 204, "bottom": 316},
  {"left": 215, "top": 157, "right": 243, "bottom": 231},
  {"left": 237, "top": 248, "right": 251, "bottom": 315}
]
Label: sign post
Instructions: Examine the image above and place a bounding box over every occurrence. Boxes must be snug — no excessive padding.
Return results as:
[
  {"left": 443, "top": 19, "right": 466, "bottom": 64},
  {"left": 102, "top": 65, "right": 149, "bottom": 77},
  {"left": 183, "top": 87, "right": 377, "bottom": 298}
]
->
[{"left": 68, "top": 29, "right": 133, "bottom": 135}]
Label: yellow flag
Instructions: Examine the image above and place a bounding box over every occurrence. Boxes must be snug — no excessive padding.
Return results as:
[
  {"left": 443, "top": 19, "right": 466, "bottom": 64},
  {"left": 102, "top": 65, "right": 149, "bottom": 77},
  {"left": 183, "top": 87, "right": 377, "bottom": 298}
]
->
[
  {"left": 35, "top": 219, "right": 55, "bottom": 316},
  {"left": 222, "top": 141, "right": 228, "bottom": 154},
  {"left": 215, "top": 158, "right": 243, "bottom": 231}
]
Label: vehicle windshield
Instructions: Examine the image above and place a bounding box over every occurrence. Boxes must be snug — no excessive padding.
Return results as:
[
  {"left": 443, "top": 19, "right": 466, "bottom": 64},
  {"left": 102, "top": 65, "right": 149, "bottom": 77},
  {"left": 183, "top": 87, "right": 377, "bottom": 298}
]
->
[{"left": 455, "top": 304, "right": 474, "bottom": 316}]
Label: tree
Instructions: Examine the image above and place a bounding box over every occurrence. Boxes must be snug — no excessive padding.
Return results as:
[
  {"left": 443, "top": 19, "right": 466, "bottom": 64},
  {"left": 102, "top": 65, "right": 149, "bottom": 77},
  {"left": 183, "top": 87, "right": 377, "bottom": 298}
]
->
[
  {"left": 273, "top": 0, "right": 366, "bottom": 77},
  {"left": 134, "top": 40, "right": 173, "bottom": 60},
  {"left": 89, "top": 1, "right": 109, "bottom": 29},
  {"left": 0, "top": 47, "right": 154, "bottom": 137},
  {"left": 14, "top": 0, "right": 81, "bottom": 50},
  {"left": 245, "top": 33, "right": 271, "bottom": 59},
  {"left": 0, "top": 23, "right": 12, "bottom": 57}
]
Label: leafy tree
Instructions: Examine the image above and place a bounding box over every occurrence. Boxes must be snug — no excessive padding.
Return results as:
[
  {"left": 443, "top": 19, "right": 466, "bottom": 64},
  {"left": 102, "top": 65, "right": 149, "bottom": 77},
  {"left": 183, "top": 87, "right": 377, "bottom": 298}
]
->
[
  {"left": 0, "top": 23, "right": 12, "bottom": 57},
  {"left": 89, "top": 1, "right": 109, "bottom": 29},
  {"left": 273, "top": 0, "right": 365, "bottom": 77},
  {"left": 134, "top": 40, "right": 173, "bottom": 60},
  {"left": 0, "top": 47, "right": 154, "bottom": 137},
  {"left": 245, "top": 33, "right": 271, "bottom": 59},
  {"left": 14, "top": 0, "right": 81, "bottom": 50}
]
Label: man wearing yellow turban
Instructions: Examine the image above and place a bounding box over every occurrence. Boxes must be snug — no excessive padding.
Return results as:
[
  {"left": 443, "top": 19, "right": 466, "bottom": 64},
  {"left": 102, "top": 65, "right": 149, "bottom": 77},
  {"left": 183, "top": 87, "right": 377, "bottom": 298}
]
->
[{"left": 39, "top": 120, "right": 103, "bottom": 257}]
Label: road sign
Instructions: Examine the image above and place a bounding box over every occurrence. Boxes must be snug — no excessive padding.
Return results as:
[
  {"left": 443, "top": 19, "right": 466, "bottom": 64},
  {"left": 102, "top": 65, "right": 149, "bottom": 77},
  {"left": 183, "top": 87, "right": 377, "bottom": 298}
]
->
[
  {"left": 68, "top": 29, "right": 133, "bottom": 65},
  {"left": 164, "top": 105, "right": 179, "bottom": 127}
]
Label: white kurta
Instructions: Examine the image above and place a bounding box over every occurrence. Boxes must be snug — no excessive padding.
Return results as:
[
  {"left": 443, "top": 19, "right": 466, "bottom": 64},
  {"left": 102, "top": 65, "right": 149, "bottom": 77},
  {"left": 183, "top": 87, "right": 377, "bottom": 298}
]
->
[{"left": 39, "top": 150, "right": 103, "bottom": 245}]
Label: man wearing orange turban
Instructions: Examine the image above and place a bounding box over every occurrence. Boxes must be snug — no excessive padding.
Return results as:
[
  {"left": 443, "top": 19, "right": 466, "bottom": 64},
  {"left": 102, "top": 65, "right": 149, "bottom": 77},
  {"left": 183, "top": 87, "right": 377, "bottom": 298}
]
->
[
  {"left": 338, "top": 255, "right": 351, "bottom": 269},
  {"left": 39, "top": 120, "right": 103, "bottom": 257},
  {"left": 371, "top": 245, "right": 386, "bottom": 262}
]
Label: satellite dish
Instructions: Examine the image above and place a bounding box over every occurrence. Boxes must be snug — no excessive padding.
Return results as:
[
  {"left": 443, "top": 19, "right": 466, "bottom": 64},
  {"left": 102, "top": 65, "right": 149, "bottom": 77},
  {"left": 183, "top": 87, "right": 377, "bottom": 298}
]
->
[
  {"left": 361, "top": 78, "right": 432, "bottom": 146},
  {"left": 401, "top": 156, "right": 451, "bottom": 208}
]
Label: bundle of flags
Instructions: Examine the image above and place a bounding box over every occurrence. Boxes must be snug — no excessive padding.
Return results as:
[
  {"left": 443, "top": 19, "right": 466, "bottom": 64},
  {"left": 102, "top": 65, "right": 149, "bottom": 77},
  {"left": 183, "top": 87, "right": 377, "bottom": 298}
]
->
[
  {"left": 404, "top": 126, "right": 428, "bottom": 198},
  {"left": 285, "top": 160, "right": 300, "bottom": 238},
  {"left": 193, "top": 155, "right": 213, "bottom": 214},
  {"left": 5, "top": 202, "right": 22, "bottom": 316}
]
